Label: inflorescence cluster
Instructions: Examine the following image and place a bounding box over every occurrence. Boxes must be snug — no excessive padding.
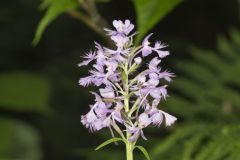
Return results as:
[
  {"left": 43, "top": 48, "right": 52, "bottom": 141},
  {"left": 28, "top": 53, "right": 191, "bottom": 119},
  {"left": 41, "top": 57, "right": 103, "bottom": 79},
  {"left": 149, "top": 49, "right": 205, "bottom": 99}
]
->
[{"left": 79, "top": 19, "right": 177, "bottom": 143}]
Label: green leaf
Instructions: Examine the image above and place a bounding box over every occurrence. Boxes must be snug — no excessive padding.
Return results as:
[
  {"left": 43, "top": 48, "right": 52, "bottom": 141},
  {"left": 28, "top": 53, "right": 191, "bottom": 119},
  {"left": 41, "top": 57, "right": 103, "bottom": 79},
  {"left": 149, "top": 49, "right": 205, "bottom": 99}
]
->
[
  {"left": 0, "top": 72, "right": 50, "bottom": 113},
  {"left": 133, "top": 0, "right": 183, "bottom": 44},
  {"left": 134, "top": 145, "right": 151, "bottom": 160},
  {"left": 217, "top": 34, "right": 236, "bottom": 59},
  {"left": 33, "top": 0, "right": 78, "bottom": 45},
  {"left": 95, "top": 138, "right": 123, "bottom": 150},
  {"left": 0, "top": 118, "right": 42, "bottom": 160}
]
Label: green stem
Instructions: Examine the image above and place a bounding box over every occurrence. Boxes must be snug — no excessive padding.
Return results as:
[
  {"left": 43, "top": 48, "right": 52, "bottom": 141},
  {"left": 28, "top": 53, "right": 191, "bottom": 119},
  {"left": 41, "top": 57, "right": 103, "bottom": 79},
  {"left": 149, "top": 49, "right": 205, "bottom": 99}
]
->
[
  {"left": 128, "top": 97, "right": 141, "bottom": 117},
  {"left": 123, "top": 54, "right": 136, "bottom": 160},
  {"left": 126, "top": 134, "right": 134, "bottom": 160},
  {"left": 123, "top": 62, "right": 130, "bottom": 112}
]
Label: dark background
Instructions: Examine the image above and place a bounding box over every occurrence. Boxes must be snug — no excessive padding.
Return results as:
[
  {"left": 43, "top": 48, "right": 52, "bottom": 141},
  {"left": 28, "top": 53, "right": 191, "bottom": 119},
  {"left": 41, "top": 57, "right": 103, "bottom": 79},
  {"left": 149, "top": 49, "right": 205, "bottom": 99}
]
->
[{"left": 0, "top": 0, "right": 239, "bottom": 159}]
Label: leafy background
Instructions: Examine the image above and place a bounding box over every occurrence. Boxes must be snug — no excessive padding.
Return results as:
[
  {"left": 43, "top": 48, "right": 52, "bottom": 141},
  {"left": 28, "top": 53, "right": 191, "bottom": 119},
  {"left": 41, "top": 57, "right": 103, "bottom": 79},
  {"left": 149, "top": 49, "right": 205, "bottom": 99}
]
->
[{"left": 0, "top": 0, "right": 239, "bottom": 159}]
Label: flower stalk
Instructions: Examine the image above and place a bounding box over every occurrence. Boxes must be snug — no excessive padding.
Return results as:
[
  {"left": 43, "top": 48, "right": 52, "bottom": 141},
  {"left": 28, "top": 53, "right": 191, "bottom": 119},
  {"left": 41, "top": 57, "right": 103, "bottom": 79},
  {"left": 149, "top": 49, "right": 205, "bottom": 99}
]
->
[{"left": 126, "top": 139, "right": 134, "bottom": 160}]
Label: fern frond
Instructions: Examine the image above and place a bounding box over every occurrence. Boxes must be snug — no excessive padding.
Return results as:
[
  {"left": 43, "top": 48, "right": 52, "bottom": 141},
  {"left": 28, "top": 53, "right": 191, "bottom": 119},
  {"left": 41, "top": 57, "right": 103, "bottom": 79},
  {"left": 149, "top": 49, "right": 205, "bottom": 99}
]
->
[{"left": 152, "top": 28, "right": 240, "bottom": 160}]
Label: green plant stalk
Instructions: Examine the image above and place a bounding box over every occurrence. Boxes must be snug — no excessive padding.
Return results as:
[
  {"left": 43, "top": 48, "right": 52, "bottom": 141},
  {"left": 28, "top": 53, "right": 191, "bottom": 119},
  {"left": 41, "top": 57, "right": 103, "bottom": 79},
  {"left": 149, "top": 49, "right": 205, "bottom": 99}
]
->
[
  {"left": 126, "top": 135, "right": 134, "bottom": 160},
  {"left": 123, "top": 61, "right": 135, "bottom": 160},
  {"left": 125, "top": 91, "right": 134, "bottom": 160}
]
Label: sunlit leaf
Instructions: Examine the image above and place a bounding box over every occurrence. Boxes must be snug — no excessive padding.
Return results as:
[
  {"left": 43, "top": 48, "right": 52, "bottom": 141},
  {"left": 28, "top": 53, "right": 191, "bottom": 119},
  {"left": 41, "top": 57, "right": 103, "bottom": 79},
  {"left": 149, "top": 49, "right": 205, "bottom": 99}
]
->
[
  {"left": 133, "top": 0, "right": 183, "bottom": 44},
  {"left": 33, "top": 0, "right": 78, "bottom": 45}
]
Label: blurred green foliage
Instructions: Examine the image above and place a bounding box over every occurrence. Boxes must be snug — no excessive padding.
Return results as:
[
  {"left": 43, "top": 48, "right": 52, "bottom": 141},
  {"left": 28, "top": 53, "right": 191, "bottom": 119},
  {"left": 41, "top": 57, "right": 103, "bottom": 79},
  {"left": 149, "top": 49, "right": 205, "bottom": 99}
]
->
[
  {"left": 33, "top": 0, "right": 78, "bottom": 45},
  {"left": 133, "top": 0, "right": 183, "bottom": 43},
  {"left": 150, "top": 28, "right": 240, "bottom": 160},
  {"left": 0, "top": 118, "right": 42, "bottom": 159},
  {"left": 33, "top": 0, "right": 183, "bottom": 45},
  {"left": 166, "top": 28, "right": 240, "bottom": 120},
  {"left": 0, "top": 72, "right": 50, "bottom": 113},
  {"left": 1, "top": 0, "right": 239, "bottom": 160}
]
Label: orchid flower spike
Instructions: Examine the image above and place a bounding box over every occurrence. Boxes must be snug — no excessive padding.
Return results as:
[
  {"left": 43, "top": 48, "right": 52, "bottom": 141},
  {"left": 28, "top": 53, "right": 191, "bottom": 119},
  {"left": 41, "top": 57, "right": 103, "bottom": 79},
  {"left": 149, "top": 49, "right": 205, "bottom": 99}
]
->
[{"left": 79, "top": 19, "right": 176, "bottom": 160}]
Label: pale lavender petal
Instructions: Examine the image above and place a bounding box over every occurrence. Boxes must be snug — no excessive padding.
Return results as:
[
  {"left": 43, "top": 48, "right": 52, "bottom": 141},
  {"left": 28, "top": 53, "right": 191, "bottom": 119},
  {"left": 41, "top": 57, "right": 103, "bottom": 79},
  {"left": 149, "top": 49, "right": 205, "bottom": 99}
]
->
[
  {"left": 148, "top": 86, "right": 168, "bottom": 100},
  {"left": 104, "top": 28, "right": 117, "bottom": 36},
  {"left": 159, "top": 85, "right": 168, "bottom": 100},
  {"left": 149, "top": 72, "right": 159, "bottom": 79},
  {"left": 86, "top": 109, "right": 98, "bottom": 123},
  {"left": 137, "top": 75, "right": 146, "bottom": 83},
  {"left": 151, "top": 112, "right": 163, "bottom": 126},
  {"left": 142, "top": 46, "right": 152, "bottom": 57},
  {"left": 79, "top": 76, "right": 94, "bottom": 86},
  {"left": 111, "top": 35, "right": 129, "bottom": 48},
  {"left": 138, "top": 113, "right": 151, "bottom": 127},
  {"left": 129, "top": 132, "right": 139, "bottom": 142},
  {"left": 94, "top": 42, "right": 107, "bottom": 65},
  {"left": 153, "top": 41, "right": 170, "bottom": 58},
  {"left": 78, "top": 51, "right": 96, "bottom": 67},
  {"left": 94, "top": 102, "right": 110, "bottom": 116},
  {"left": 93, "top": 119, "right": 105, "bottom": 131},
  {"left": 142, "top": 33, "right": 153, "bottom": 57},
  {"left": 124, "top": 21, "right": 134, "bottom": 35},
  {"left": 148, "top": 57, "right": 161, "bottom": 71},
  {"left": 80, "top": 115, "right": 87, "bottom": 126},
  {"left": 140, "top": 87, "right": 151, "bottom": 96},
  {"left": 154, "top": 41, "right": 167, "bottom": 49},
  {"left": 113, "top": 20, "right": 121, "bottom": 29},
  {"left": 113, "top": 54, "right": 126, "bottom": 63},
  {"left": 149, "top": 88, "right": 161, "bottom": 99},
  {"left": 106, "top": 61, "right": 118, "bottom": 72},
  {"left": 143, "top": 103, "right": 151, "bottom": 110},
  {"left": 156, "top": 50, "right": 169, "bottom": 58},
  {"left": 159, "top": 70, "right": 175, "bottom": 82},
  {"left": 112, "top": 111, "right": 123, "bottom": 123},
  {"left": 93, "top": 64, "right": 104, "bottom": 73},
  {"left": 142, "top": 33, "right": 153, "bottom": 46},
  {"left": 99, "top": 86, "right": 115, "bottom": 98},
  {"left": 148, "top": 78, "right": 159, "bottom": 86},
  {"left": 159, "top": 110, "right": 177, "bottom": 126},
  {"left": 112, "top": 19, "right": 134, "bottom": 35},
  {"left": 92, "top": 78, "right": 105, "bottom": 86},
  {"left": 128, "top": 127, "right": 140, "bottom": 142}
]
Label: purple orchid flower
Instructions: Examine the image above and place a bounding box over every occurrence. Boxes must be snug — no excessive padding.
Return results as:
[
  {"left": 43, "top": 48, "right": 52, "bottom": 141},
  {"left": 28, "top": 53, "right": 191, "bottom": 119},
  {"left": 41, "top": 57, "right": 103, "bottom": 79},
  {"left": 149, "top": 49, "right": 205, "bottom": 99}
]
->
[
  {"left": 142, "top": 33, "right": 170, "bottom": 58},
  {"left": 79, "top": 20, "right": 177, "bottom": 156},
  {"left": 149, "top": 107, "right": 177, "bottom": 127},
  {"left": 104, "top": 20, "right": 134, "bottom": 49},
  {"left": 104, "top": 19, "right": 134, "bottom": 37},
  {"left": 127, "top": 125, "right": 147, "bottom": 142},
  {"left": 78, "top": 50, "right": 96, "bottom": 67}
]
